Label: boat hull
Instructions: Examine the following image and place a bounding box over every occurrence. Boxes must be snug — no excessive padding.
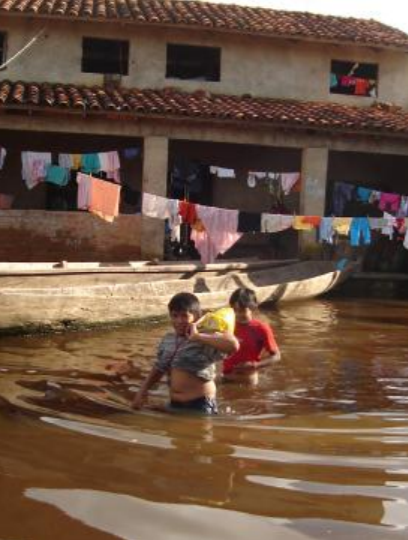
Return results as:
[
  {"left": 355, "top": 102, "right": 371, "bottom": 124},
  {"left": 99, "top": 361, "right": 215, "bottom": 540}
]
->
[{"left": 0, "top": 260, "right": 348, "bottom": 335}]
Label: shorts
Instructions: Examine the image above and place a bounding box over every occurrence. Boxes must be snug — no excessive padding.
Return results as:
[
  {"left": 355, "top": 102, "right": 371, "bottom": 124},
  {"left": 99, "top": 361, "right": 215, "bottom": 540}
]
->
[{"left": 169, "top": 395, "right": 218, "bottom": 415}]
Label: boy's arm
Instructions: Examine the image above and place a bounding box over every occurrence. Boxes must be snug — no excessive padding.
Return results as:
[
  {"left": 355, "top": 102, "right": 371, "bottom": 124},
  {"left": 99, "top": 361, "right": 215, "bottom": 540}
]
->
[
  {"left": 132, "top": 366, "right": 165, "bottom": 409},
  {"left": 188, "top": 323, "right": 239, "bottom": 354}
]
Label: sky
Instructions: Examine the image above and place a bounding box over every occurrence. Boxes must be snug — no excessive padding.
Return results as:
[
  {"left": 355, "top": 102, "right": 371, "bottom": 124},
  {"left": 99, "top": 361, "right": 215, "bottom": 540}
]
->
[{"left": 215, "top": 0, "right": 408, "bottom": 34}]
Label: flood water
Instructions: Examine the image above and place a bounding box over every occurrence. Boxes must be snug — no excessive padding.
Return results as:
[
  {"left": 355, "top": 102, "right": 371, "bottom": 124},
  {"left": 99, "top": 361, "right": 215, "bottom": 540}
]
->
[{"left": 1, "top": 298, "right": 408, "bottom": 540}]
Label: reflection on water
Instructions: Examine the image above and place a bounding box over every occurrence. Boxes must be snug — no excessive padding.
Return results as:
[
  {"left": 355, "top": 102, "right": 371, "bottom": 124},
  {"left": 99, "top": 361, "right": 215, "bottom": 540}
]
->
[{"left": 1, "top": 298, "right": 408, "bottom": 539}]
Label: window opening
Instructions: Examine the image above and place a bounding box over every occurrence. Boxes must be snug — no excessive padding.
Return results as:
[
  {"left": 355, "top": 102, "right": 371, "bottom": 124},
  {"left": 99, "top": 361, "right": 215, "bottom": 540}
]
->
[
  {"left": 166, "top": 44, "right": 221, "bottom": 82},
  {"left": 82, "top": 38, "right": 129, "bottom": 75},
  {"left": 330, "top": 60, "right": 378, "bottom": 97}
]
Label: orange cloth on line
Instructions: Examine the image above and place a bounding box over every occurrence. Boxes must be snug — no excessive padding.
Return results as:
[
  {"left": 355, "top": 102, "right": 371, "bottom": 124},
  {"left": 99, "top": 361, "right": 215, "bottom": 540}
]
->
[
  {"left": 179, "top": 200, "right": 197, "bottom": 225},
  {"left": 333, "top": 217, "right": 352, "bottom": 236},
  {"left": 89, "top": 177, "right": 121, "bottom": 222},
  {"left": 192, "top": 218, "right": 206, "bottom": 232},
  {"left": 293, "top": 216, "right": 314, "bottom": 231},
  {"left": 302, "top": 215, "right": 322, "bottom": 227}
]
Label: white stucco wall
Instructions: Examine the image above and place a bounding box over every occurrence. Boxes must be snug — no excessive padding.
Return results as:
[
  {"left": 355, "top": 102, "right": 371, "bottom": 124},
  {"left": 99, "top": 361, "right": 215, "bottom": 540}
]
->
[{"left": 2, "top": 17, "right": 408, "bottom": 106}]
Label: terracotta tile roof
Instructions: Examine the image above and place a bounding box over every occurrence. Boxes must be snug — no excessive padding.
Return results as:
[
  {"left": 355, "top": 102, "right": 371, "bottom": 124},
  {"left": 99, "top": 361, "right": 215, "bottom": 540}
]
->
[
  {"left": 1, "top": 0, "right": 408, "bottom": 51},
  {"left": 1, "top": 80, "right": 408, "bottom": 138}
]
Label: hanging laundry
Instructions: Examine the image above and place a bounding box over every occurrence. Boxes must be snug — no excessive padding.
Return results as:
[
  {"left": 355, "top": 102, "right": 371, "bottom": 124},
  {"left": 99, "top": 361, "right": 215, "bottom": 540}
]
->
[
  {"left": 330, "top": 73, "right": 338, "bottom": 88},
  {"left": 58, "top": 154, "right": 73, "bottom": 170},
  {"left": 142, "top": 193, "right": 169, "bottom": 219},
  {"left": 281, "top": 173, "right": 301, "bottom": 195},
  {"left": 301, "top": 216, "right": 321, "bottom": 228},
  {"left": 379, "top": 192, "right": 401, "bottom": 214},
  {"left": 319, "top": 217, "right": 334, "bottom": 244},
  {"left": 397, "top": 195, "right": 408, "bottom": 218},
  {"left": 165, "top": 198, "right": 181, "bottom": 242},
  {"left": 0, "top": 147, "right": 7, "bottom": 169},
  {"left": 142, "top": 193, "right": 181, "bottom": 241},
  {"left": 209, "top": 166, "right": 236, "bottom": 179},
  {"left": 247, "top": 171, "right": 266, "bottom": 188},
  {"left": 21, "top": 151, "right": 52, "bottom": 189},
  {"left": 179, "top": 200, "right": 197, "bottom": 225},
  {"left": 192, "top": 205, "right": 242, "bottom": 264},
  {"left": 266, "top": 173, "right": 283, "bottom": 202},
  {"left": 45, "top": 165, "right": 70, "bottom": 187},
  {"left": 332, "top": 182, "right": 355, "bottom": 216},
  {"left": 354, "top": 78, "right": 370, "bottom": 96},
  {"left": 368, "top": 190, "right": 381, "bottom": 204},
  {"left": 368, "top": 217, "right": 387, "bottom": 230},
  {"left": 72, "top": 154, "right": 82, "bottom": 169},
  {"left": 260, "top": 214, "right": 293, "bottom": 233},
  {"left": 99, "top": 151, "right": 121, "bottom": 183},
  {"left": 77, "top": 173, "right": 92, "bottom": 210},
  {"left": 88, "top": 177, "right": 121, "bottom": 222},
  {"left": 395, "top": 218, "right": 406, "bottom": 240},
  {"left": 381, "top": 212, "right": 396, "bottom": 239},
  {"left": 332, "top": 217, "right": 352, "bottom": 236},
  {"left": 0, "top": 193, "right": 13, "bottom": 209},
  {"left": 404, "top": 229, "right": 408, "bottom": 250},
  {"left": 356, "top": 187, "right": 372, "bottom": 203},
  {"left": 237, "top": 212, "right": 261, "bottom": 233},
  {"left": 81, "top": 154, "right": 101, "bottom": 174},
  {"left": 350, "top": 217, "right": 371, "bottom": 246},
  {"left": 340, "top": 75, "right": 356, "bottom": 87},
  {"left": 293, "top": 216, "right": 315, "bottom": 231}
]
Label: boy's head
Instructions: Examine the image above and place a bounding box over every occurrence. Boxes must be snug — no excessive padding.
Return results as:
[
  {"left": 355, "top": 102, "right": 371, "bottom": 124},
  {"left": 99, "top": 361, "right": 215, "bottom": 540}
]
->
[
  {"left": 229, "top": 287, "right": 258, "bottom": 323},
  {"left": 168, "top": 292, "right": 202, "bottom": 336}
]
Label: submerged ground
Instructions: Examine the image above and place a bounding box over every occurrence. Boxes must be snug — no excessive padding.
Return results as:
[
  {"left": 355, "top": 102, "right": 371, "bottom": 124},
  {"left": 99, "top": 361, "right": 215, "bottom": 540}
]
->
[{"left": 1, "top": 297, "right": 408, "bottom": 539}]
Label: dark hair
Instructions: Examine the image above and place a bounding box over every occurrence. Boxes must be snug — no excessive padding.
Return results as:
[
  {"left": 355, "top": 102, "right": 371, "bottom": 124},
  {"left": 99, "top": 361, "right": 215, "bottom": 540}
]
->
[
  {"left": 229, "top": 287, "right": 258, "bottom": 310},
  {"left": 168, "top": 292, "right": 202, "bottom": 319}
]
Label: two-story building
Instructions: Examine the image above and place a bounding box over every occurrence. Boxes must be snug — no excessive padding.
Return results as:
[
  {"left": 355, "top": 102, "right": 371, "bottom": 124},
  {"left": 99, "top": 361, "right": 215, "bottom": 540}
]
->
[{"left": 1, "top": 0, "right": 408, "bottom": 263}]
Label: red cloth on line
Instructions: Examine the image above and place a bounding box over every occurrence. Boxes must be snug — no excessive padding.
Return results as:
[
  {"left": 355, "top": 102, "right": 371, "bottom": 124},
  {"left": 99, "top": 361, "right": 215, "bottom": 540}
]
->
[{"left": 179, "top": 200, "right": 197, "bottom": 225}]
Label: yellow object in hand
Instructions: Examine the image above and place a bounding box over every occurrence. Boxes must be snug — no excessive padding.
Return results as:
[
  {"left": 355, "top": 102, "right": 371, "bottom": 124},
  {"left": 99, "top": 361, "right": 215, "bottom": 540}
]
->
[{"left": 198, "top": 307, "right": 235, "bottom": 334}]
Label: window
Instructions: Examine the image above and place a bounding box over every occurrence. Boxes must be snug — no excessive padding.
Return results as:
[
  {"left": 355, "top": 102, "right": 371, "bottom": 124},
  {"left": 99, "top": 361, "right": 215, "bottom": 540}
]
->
[
  {"left": 0, "top": 32, "right": 6, "bottom": 68},
  {"left": 82, "top": 38, "right": 129, "bottom": 75},
  {"left": 330, "top": 60, "right": 378, "bottom": 97},
  {"left": 166, "top": 44, "right": 221, "bottom": 81}
]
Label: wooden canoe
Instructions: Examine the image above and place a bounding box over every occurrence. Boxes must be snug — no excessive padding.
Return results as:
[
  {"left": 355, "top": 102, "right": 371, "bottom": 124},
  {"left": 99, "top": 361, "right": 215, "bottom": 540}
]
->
[{"left": 0, "top": 259, "right": 350, "bottom": 335}]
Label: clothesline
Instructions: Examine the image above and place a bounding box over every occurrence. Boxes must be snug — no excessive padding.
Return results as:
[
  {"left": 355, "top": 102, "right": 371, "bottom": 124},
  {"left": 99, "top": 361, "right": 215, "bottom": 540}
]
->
[{"left": 142, "top": 193, "right": 408, "bottom": 263}]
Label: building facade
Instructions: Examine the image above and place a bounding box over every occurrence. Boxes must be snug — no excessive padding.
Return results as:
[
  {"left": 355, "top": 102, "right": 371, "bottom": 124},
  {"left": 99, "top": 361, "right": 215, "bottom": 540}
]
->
[{"left": 1, "top": 0, "right": 408, "bottom": 263}]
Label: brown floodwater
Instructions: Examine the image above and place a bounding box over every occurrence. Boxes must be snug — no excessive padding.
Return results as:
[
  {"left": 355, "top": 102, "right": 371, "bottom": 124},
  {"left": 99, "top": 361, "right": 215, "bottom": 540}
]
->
[{"left": 1, "top": 297, "right": 408, "bottom": 540}]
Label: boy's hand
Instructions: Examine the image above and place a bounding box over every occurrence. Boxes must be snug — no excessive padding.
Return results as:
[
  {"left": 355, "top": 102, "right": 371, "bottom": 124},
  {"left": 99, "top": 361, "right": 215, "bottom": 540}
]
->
[{"left": 186, "top": 321, "right": 200, "bottom": 341}]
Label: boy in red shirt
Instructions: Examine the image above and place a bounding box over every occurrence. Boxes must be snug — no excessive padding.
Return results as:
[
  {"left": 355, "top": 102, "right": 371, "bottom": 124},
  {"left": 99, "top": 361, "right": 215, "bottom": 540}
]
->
[{"left": 222, "top": 287, "right": 280, "bottom": 384}]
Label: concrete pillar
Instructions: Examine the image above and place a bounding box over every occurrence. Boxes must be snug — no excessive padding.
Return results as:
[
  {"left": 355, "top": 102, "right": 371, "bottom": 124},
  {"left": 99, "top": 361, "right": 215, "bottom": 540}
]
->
[
  {"left": 300, "top": 147, "right": 329, "bottom": 247},
  {"left": 141, "top": 136, "right": 169, "bottom": 260}
]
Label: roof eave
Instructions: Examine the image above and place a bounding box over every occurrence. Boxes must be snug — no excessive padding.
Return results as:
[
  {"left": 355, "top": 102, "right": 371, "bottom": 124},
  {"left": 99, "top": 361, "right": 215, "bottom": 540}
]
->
[
  {"left": 1, "top": 11, "right": 408, "bottom": 54},
  {"left": 1, "top": 103, "right": 408, "bottom": 140}
]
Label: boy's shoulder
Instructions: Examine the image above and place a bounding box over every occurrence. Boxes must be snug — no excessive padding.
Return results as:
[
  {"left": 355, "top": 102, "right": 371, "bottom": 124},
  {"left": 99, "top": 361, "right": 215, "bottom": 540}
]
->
[
  {"left": 249, "top": 319, "right": 272, "bottom": 331},
  {"left": 158, "top": 331, "right": 178, "bottom": 347}
]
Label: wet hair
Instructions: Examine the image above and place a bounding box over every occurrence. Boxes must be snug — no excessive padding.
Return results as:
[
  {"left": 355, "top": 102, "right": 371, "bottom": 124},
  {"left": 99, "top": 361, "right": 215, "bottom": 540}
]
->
[
  {"left": 168, "top": 292, "right": 202, "bottom": 319},
  {"left": 229, "top": 287, "right": 258, "bottom": 310}
]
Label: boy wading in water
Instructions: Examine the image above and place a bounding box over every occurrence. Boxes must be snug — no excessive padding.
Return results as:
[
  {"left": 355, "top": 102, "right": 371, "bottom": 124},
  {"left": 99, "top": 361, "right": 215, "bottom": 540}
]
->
[
  {"left": 222, "top": 288, "right": 281, "bottom": 385},
  {"left": 132, "top": 292, "right": 239, "bottom": 414}
]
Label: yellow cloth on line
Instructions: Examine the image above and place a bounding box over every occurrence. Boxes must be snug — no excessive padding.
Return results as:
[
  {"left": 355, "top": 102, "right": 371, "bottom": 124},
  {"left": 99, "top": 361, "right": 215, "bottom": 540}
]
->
[
  {"left": 72, "top": 154, "right": 82, "bottom": 169},
  {"left": 333, "top": 217, "right": 352, "bottom": 236}
]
